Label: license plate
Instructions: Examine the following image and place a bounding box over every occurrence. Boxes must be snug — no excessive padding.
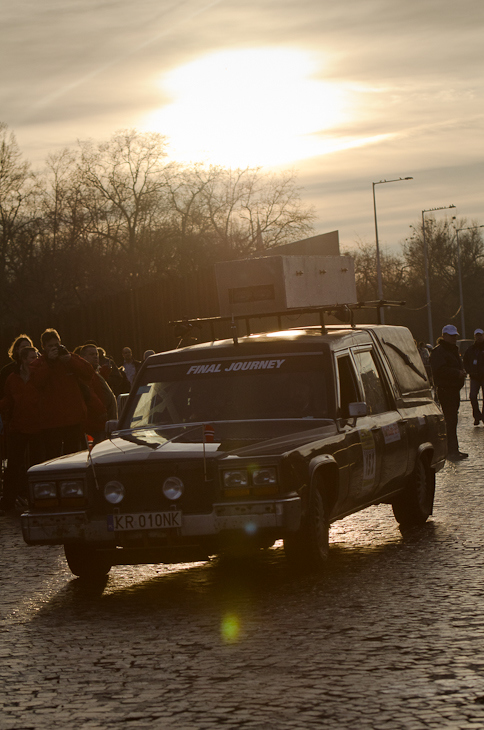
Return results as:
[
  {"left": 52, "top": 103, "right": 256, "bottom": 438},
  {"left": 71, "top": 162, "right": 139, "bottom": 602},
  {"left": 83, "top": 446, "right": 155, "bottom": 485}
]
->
[{"left": 107, "top": 511, "right": 182, "bottom": 532}]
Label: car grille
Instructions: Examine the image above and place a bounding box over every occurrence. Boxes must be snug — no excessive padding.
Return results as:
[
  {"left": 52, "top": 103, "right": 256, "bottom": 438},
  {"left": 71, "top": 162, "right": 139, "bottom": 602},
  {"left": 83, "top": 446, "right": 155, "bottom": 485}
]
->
[{"left": 94, "top": 461, "right": 218, "bottom": 514}]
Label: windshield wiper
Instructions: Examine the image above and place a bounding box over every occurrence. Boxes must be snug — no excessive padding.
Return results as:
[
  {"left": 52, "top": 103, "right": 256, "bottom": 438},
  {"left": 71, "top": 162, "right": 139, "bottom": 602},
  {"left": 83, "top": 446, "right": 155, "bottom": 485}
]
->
[{"left": 382, "top": 339, "right": 427, "bottom": 381}]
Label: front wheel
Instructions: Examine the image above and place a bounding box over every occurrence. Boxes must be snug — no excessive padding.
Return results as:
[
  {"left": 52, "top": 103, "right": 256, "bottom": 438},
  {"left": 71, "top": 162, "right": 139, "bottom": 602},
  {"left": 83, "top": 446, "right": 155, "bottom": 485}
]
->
[
  {"left": 392, "top": 455, "right": 435, "bottom": 527},
  {"left": 64, "top": 543, "right": 112, "bottom": 580},
  {"left": 284, "top": 487, "right": 329, "bottom": 569}
]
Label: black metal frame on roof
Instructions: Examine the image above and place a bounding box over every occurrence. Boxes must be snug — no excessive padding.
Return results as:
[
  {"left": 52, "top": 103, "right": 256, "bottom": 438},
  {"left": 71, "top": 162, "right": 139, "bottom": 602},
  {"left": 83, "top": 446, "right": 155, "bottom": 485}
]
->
[{"left": 170, "top": 300, "right": 406, "bottom": 345}]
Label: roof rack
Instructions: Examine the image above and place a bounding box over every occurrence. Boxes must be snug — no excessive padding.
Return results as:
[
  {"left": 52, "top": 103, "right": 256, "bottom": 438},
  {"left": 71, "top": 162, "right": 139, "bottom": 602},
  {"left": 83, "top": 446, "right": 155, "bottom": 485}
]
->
[{"left": 170, "top": 300, "right": 406, "bottom": 347}]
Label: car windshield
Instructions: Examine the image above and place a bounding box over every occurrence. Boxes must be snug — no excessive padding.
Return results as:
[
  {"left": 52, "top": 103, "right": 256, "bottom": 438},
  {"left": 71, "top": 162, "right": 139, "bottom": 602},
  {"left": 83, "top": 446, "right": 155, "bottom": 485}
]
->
[{"left": 122, "top": 352, "right": 329, "bottom": 429}]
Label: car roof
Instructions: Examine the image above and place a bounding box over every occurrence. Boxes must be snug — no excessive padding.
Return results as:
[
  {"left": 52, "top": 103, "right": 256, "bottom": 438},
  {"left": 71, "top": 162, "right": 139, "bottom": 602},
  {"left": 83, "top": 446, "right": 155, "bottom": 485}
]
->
[{"left": 147, "top": 324, "right": 411, "bottom": 365}]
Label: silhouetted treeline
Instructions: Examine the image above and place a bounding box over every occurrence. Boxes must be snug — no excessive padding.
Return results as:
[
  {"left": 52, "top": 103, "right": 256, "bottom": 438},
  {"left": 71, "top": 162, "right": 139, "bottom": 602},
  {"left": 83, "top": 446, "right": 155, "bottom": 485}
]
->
[
  {"left": 1, "top": 122, "right": 483, "bottom": 356},
  {"left": 0, "top": 124, "right": 315, "bottom": 330}
]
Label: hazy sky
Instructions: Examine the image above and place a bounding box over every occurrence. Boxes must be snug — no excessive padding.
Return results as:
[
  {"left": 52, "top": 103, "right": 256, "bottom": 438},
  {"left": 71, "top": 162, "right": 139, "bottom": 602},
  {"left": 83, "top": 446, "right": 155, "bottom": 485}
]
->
[{"left": 2, "top": 0, "right": 483, "bottom": 252}]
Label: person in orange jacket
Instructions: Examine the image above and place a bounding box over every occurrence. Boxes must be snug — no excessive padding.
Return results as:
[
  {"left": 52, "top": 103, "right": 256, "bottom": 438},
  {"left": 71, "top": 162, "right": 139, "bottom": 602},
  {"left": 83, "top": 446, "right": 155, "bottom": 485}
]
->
[
  {"left": 30, "top": 329, "right": 94, "bottom": 460},
  {"left": 0, "top": 346, "right": 43, "bottom": 510}
]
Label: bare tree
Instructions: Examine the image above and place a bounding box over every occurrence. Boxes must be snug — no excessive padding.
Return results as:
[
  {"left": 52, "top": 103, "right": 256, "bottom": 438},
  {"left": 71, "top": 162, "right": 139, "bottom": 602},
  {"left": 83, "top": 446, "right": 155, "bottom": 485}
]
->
[
  {"left": 347, "top": 240, "right": 407, "bottom": 302},
  {"left": 402, "top": 216, "right": 484, "bottom": 338},
  {"left": 77, "top": 129, "right": 174, "bottom": 281},
  {"left": 0, "top": 123, "right": 40, "bottom": 321},
  {"left": 163, "top": 165, "right": 316, "bottom": 270}
]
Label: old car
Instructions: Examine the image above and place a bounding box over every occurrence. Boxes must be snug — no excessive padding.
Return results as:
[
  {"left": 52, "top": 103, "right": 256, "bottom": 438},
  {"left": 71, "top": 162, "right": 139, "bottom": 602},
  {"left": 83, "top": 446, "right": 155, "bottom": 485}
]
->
[{"left": 21, "top": 321, "right": 446, "bottom": 578}]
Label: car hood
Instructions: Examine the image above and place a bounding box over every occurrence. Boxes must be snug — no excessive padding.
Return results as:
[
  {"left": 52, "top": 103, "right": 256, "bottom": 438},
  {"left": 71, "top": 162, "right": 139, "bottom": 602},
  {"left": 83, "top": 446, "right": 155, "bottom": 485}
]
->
[{"left": 28, "top": 419, "right": 338, "bottom": 474}]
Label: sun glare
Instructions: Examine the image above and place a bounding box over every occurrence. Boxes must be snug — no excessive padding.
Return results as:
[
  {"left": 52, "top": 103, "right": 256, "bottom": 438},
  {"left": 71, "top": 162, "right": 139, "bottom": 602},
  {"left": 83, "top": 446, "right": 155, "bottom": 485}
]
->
[{"left": 141, "top": 48, "right": 360, "bottom": 168}]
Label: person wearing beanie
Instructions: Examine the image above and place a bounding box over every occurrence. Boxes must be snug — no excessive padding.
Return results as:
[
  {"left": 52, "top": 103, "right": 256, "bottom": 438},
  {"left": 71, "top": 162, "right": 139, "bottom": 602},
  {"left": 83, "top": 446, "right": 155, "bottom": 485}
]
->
[{"left": 430, "top": 324, "right": 468, "bottom": 460}]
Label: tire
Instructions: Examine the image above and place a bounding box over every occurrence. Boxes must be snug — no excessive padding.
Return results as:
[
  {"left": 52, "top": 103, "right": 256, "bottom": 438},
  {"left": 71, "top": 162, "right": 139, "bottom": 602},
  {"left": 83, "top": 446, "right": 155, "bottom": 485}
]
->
[
  {"left": 284, "top": 487, "right": 329, "bottom": 568},
  {"left": 392, "top": 455, "right": 435, "bottom": 527},
  {"left": 64, "top": 543, "right": 112, "bottom": 580}
]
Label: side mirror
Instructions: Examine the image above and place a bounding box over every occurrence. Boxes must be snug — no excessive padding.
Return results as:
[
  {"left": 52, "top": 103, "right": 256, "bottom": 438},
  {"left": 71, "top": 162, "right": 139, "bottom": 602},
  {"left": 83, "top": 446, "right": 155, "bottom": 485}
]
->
[
  {"left": 348, "top": 402, "right": 367, "bottom": 426},
  {"left": 348, "top": 402, "right": 367, "bottom": 418},
  {"left": 106, "top": 420, "right": 119, "bottom": 436}
]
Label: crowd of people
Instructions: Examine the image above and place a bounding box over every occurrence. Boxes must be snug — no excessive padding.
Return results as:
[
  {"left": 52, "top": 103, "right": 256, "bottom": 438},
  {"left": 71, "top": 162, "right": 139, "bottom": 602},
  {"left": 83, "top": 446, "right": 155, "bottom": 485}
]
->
[{"left": 0, "top": 329, "right": 152, "bottom": 513}]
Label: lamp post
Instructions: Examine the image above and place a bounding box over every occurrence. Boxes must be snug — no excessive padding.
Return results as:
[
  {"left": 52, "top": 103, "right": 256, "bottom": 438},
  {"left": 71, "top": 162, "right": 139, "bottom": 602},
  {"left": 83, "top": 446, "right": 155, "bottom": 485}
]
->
[
  {"left": 454, "top": 224, "right": 484, "bottom": 340},
  {"left": 372, "top": 177, "right": 413, "bottom": 324},
  {"left": 422, "top": 205, "right": 456, "bottom": 345}
]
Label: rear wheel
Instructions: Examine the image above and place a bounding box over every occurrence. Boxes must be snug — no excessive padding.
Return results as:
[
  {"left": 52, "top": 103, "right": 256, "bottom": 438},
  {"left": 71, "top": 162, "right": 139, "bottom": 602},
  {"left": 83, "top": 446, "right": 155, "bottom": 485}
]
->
[
  {"left": 284, "top": 487, "right": 329, "bottom": 568},
  {"left": 64, "top": 543, "right": 112, "bottom": 580},
  {"left": 392, "top": 455, "right": 435, "bottom": 527}
]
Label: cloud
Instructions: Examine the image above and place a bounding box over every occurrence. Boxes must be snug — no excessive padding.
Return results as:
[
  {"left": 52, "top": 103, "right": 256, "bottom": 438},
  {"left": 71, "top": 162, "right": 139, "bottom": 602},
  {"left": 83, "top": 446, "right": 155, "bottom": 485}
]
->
[{"left": 2, "top": 0, "right": 482, "bottom": 250}]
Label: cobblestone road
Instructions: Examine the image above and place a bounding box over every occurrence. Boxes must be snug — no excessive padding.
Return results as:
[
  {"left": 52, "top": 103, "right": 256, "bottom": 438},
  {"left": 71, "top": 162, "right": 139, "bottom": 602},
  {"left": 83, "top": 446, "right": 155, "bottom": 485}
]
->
[{"left": 2, "top": 402, "right": 484, "bottom": 729}]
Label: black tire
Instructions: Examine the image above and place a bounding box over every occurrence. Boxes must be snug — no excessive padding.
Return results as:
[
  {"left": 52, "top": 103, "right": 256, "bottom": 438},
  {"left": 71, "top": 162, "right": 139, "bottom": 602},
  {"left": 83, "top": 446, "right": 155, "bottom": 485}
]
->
[
  {"left": 392, "top": 455, "right": 435, "bottom": 527},
  {"left": 284, "top": 487, "right": 329, "bottom": 568},
  {"left": 64, "top": 543, "right": 112, "bottom": 580}
]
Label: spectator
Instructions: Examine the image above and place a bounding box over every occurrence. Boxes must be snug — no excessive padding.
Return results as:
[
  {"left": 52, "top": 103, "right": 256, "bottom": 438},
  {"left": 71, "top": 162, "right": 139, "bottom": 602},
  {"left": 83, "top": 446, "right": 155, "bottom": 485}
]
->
[
  {"left": 30, "top": 329, "right": 94, "bottom": 460},
  {"left": 463, "top": 328, "right": 484, "bottom": 425},
  {"left": 430, "top": 324, "right": 467, "bottom": 460},
  {"left": 80, "top": 344, "right": 117, "bottom": 444},
  {"left": 143, "top": 349, "right": 155, "bottom": 362},
  {"left": 0, "top": 334, "right": 33, "bottom": 399},
  {"left": 0, "top": 334, "right": 33, "bottom": 507},
  {"left": 0, "top": 346, "right": 42, "bottom": 510},
  {"left": 418, "top": 341, "right": 433, "bottom": 383},
  {"left": 120, "top": 347, "right": 141, "bottom": 390},
  {"left": 98, "top": 347, "right": 129, "bottom": 396}
]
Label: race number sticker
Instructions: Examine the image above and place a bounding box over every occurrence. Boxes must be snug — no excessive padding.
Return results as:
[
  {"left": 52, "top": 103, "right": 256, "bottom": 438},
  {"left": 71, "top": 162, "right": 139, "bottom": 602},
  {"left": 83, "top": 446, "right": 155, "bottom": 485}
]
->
[
  {"left": 382, "top": 422, "right": 401, "bottom": 444},
  {"left": 359, "top": 428, "right": 376, "bottom": 488}
]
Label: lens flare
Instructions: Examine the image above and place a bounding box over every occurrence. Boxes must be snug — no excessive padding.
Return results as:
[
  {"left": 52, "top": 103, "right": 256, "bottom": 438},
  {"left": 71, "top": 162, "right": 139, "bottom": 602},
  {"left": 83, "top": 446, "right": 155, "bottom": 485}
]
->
[
  {"left": 244, "top": 521, "right": 257, "bottom": 535},
  {"left": 221, "top": 614, "right": 240, "bottom": 643}
]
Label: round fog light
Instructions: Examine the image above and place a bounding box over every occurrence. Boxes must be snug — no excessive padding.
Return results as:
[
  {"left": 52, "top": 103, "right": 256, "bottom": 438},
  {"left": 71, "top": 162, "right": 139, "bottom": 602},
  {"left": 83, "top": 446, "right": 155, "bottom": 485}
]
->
[
  {"left": 104, "top": 480, "right": 125, "bottom": 504},
  {"left": 163, "top": 476, "right": 184, "bottom": 500}
]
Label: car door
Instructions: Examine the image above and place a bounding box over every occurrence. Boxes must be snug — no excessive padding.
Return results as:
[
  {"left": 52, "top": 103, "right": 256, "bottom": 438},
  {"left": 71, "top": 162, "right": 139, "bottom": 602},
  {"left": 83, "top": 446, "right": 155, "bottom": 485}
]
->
[
  {"left": 351, "top": 346, "right": 408, "bottom": 495},
  {"left": 334, "top": 351, "right": 382, "bottom": 510}
]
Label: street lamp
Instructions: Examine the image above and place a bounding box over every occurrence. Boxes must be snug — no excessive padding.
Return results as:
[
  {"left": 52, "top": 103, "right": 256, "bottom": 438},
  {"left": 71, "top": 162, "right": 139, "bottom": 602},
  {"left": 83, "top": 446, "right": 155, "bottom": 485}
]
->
[
  {"left": 422, "top": 205, "right": 456, "bottom": 344},
  {"left": 372, "top": 177, "right": 413, "bottom": 324},
  {"left": 454, "top": 224, "right": 484, "bottom": 340}
]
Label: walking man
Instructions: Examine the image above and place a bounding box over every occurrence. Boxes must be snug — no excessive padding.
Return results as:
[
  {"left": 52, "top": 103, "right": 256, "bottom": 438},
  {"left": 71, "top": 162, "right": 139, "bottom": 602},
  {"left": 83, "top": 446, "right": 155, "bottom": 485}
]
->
[
  {"left": 463, "top": 328, "right": 484, "bottom": 425},
  {"left": 430, "top": 324, "right": 468, "bottom": 460}
]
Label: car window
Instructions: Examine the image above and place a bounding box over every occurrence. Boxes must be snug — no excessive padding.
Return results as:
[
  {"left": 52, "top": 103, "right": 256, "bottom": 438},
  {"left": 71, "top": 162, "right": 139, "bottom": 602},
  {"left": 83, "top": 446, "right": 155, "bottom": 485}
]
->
[
  {"left": 336, "top": 354, "right": 360, "bottom": 418},
  {"left": 123, "top": 353, "right": 330, "bottom": 427},
  {"left": 352, "top": 349, "right": 389, "bottom": 414}
]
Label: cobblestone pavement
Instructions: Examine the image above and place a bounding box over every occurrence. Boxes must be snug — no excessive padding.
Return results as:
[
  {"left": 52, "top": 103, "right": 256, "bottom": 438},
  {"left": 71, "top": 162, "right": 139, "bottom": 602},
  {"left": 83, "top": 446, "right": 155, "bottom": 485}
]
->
[{"left": 2, "top": 402, "right": 484, "bottom": 729}]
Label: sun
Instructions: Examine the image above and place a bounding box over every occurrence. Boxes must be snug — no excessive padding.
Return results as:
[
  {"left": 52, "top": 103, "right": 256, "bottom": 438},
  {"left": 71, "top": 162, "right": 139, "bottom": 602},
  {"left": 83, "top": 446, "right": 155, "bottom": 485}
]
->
[{"left": 141, "top": 48, "right": 357, "bottom": 168}]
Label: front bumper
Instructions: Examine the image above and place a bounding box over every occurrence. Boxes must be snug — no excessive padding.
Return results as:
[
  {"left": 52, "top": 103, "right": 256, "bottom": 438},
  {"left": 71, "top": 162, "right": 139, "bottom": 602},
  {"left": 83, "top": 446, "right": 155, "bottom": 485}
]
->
[{"left": 21, "top": 496, "right": 302, "bottom": 545}]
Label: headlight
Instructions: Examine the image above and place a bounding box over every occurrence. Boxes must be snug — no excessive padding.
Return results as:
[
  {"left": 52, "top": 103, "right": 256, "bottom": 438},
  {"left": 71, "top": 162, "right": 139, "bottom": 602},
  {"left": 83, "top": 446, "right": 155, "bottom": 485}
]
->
[
  {"left": 33, "top": 482, "right": 57, "bottom": 499},
  {"left": 104, "top": 480, "right": 125, "bottom": 504},
  {"left": 60, "top": 480, "right": 85, "bottom": 498},
  {"left": 223, "top": 470, "right": 249, "bottom": 488},
  {"left": 252, "top": 467, "right": 277, "bottom": 486},
  {"left": 163, "top": 476, "right": 184, "bottom": 500}
]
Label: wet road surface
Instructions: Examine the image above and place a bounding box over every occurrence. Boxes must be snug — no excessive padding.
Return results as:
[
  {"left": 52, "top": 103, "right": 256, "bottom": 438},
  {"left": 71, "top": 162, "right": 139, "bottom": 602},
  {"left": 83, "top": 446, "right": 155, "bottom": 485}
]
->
[{"left": 2, "top": 402, "right": 484, "bottom": 729}]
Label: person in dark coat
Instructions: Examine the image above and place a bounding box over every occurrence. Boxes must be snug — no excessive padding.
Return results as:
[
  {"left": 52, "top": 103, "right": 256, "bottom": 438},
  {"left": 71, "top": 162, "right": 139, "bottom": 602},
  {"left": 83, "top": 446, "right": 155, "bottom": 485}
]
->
[
  {"left": 430, "top": 324, "right": 468, "bottom": 460},
  {"left": 120, "top": 347, "right": 141, "bottom": 391},
  {"left": 80, "top": 344, "right": 117, "bottom": 444},
  {"left": 463, "top": 328, "right": 484, "bottom": 426},
  {"left": 97, "top": 347, "right": 130, "bottom": 396}
]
